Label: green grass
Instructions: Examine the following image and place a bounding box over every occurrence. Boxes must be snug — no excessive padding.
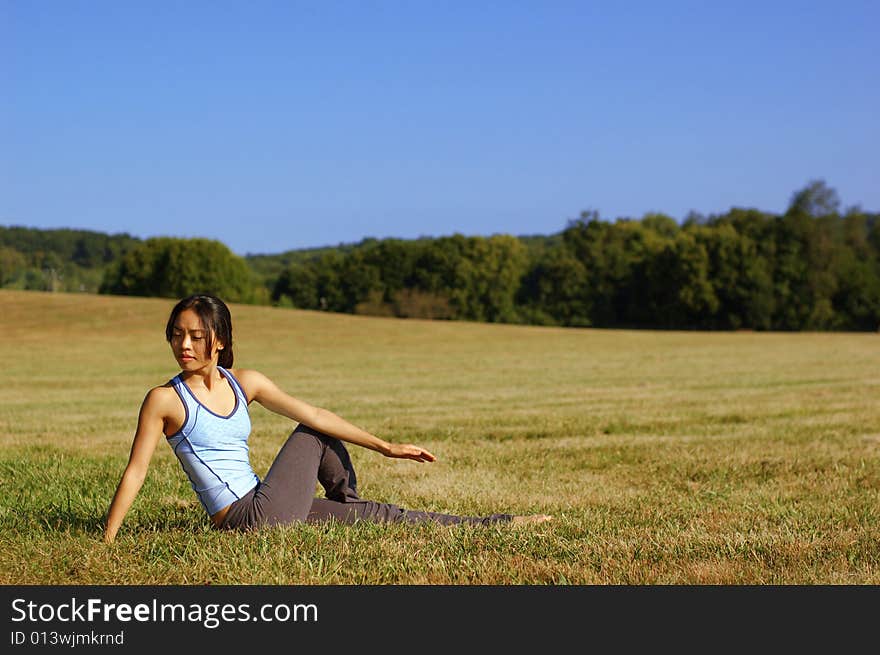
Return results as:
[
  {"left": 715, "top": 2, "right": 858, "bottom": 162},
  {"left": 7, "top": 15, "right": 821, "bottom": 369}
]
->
[{"left": 1, "top": 289, "right": 878, "bottom": 584}]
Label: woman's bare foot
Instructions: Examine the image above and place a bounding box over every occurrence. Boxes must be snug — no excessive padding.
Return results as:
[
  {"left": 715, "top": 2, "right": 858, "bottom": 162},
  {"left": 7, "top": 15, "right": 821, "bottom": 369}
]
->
[{"left": 511, "top": 514, "right": 553, "bottom": 525}]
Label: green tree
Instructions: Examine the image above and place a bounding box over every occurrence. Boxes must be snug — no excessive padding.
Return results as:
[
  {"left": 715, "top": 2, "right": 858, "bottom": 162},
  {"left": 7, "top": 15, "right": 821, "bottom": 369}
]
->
[
  {"left": 636, "top": 229, "right": 717, "bottom": 328},
  {"left": 100, "top": 237, "right": 258, "bottom": 302},
  {"left": 516, "top": 246, "right": 588, "bottom": 326},
  {"left": 693, "top": 221, "right": 775, "bottom": 329},
  {"left": 272, "top": 263, "right": 320, "bottom": 309},
  {"left": 773, "top": 212, "right": 820, "bottom": 330},
  {"left": 831, "top": 209, "right": 880, "bottom": 329},
  {"left": 640, "top": 212, "right": 680, "bottom": 239},
  {"left": 362, "top": 238, "right": 420, "bottom": 301},
  {"left": 788, "top": 179, "right": 840, "bottom": 218},
  {"left": 0, "top": 246, "right": 26, "bottom": 286},
  {"left": 562, "top": 214, "right": 673, "bottom": 327},
  {"left": 444, "top": 235, "right": 528, "bottom": 322}
]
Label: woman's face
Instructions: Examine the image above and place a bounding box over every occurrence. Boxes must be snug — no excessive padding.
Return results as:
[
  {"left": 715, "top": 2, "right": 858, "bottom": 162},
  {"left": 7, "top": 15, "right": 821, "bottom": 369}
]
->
[{"left": 169, "top": 308, "right": 223, "bottom": 370}]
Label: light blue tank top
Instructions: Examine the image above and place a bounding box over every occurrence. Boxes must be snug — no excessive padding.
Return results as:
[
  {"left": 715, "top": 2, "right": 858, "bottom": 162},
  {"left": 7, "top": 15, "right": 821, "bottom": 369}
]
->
[{"left": 166, "top": 367, "right": 259, "bottom": 515}]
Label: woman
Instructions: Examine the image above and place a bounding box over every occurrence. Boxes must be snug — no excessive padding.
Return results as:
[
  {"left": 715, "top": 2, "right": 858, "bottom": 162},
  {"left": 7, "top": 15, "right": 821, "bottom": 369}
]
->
[{"left": 104, "top": 294, "right": 550, "bottom": 542}]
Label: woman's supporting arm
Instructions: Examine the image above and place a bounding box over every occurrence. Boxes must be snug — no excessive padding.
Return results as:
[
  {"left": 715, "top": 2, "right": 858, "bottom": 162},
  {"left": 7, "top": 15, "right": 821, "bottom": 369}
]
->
[{"left": 103, "top": 389, "right": 166, "bottom": 543}]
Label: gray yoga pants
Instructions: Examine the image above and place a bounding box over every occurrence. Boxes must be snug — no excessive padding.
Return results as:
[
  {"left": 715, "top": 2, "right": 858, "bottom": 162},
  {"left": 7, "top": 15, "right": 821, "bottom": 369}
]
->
[{"left": 218, "top": 423, "right": 513, "bottom": 530}]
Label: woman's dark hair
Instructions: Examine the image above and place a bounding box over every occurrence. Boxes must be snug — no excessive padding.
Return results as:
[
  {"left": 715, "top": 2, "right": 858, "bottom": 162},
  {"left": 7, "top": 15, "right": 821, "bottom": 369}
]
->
[{"left": 165, "top": 294, "right": 234, "bottom": 368}]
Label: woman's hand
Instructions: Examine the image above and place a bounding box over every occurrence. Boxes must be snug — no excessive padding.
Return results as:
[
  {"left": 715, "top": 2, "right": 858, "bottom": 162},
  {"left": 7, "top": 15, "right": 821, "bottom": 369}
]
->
[{"left": 384, "top": 443, "right": 436, "bottom": 462}]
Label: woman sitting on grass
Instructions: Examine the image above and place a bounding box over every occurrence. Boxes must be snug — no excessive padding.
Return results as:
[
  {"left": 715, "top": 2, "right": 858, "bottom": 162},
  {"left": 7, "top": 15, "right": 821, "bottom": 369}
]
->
[{"left": 104, "top": 293, "right": 551, "bottom": 542}]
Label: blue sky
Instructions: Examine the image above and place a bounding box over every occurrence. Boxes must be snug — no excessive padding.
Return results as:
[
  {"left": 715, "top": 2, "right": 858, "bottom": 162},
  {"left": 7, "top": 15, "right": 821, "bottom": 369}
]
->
[{"left": 2, "top": 1, "right": 877, "bottom": 256}]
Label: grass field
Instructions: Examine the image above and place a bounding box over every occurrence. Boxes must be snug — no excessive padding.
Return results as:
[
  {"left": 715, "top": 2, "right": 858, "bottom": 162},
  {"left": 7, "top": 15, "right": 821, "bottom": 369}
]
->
[{"left": 1, "top": 288, "right": 878, "bottom": 584}]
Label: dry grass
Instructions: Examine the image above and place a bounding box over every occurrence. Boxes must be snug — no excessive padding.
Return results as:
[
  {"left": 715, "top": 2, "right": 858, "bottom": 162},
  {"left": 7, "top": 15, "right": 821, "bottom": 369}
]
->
[{"left": 1, "top": 289, "right": 878, "bottom": 584}]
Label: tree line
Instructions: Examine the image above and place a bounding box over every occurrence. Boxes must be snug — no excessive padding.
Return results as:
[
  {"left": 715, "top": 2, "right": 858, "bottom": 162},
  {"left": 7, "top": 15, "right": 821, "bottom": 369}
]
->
[{"left": 2, "top": 180, "right": 879, "bottom": 331}]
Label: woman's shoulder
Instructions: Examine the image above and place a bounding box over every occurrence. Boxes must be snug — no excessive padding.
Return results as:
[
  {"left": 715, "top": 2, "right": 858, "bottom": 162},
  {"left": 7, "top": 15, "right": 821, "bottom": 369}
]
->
[
  {"left": 136, "top": 382, "right": 186, "bottom": 431},
  {"left": 227, "top": 368, "right": 267, "bottom": 384},
  {"left": 141, "top": 381, "right": 182, "bottom": 412},
  {"left": 227, "top": 368, "right": 272, "bottom": 399}
]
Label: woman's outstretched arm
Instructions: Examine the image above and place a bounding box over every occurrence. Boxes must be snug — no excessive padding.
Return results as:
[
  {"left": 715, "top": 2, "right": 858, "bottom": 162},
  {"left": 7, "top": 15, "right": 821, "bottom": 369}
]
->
[
  {"left": 103, "top": 389, "right": 167, "bottom": 543},
  {"left": 233, "top": 369, "right": 436, "bottom": 463}
]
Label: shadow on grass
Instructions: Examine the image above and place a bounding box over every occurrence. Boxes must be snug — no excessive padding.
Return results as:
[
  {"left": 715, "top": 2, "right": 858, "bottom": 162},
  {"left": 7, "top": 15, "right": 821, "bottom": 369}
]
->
[{"left": 4, "top": 504, "right": 202, "bottom": 536}]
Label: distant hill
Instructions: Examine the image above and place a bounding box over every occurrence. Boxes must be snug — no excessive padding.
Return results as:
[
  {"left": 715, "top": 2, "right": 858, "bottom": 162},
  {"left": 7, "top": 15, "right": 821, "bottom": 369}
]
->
[
  {"left": 0, "top": 224, "right": 562, "bottom": 294},
  {"left": 0, "top": 225, "right": 142, "bottom": 267},
  {"left": 244, "top": 233, "right": 562, "bottom": 285},
  {"left": 0, "top": 225, "right": 143, "bottom": 292},
  {"left": 4, "top": 180, "right": 878, "bottom": 331}
]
